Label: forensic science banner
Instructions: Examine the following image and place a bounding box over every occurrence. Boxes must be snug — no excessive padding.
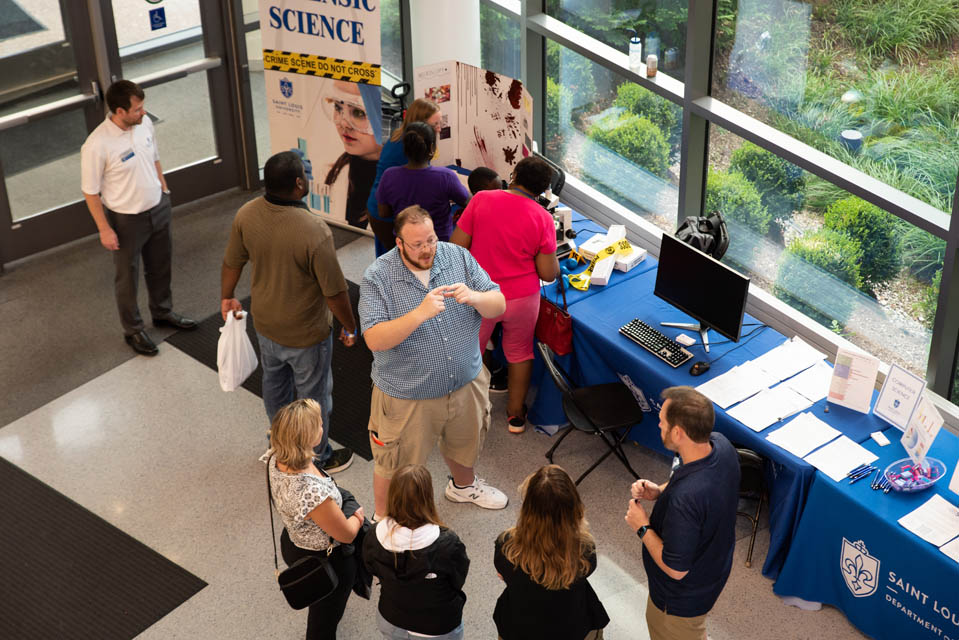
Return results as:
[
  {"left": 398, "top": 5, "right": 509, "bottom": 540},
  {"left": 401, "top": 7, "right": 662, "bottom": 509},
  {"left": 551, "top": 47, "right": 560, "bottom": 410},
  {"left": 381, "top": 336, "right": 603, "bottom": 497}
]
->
[
  {"left": 414, "top": 60, "right": 533, "bottom": 181},
  {"left": 259, "top": 0, "right": 381, "bottom": 230}
]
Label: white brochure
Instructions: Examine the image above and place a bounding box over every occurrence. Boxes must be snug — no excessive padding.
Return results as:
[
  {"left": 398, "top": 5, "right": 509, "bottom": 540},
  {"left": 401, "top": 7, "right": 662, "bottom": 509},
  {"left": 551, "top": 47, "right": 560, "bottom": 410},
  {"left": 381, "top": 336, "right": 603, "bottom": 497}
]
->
[
  {"left": 898, "top": 494, "right": 959, "bottom": 547},
  {"left": 766, "top": 412, "right": 841, "bottom": 459},
  {"left": 803, "top": 435, "right": 878, "bottom": 482}
]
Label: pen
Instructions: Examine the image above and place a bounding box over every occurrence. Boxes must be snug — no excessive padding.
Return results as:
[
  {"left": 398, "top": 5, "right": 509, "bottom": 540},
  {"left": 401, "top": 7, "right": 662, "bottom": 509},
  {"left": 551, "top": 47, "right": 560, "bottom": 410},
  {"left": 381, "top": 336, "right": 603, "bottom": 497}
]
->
[
  {"left": 871, "top": 468, "right": 883, "bottom": 490},
  {"left": 849, "top": 468, "right": 874, "bottom": 484},
  {"left": 847, "top": 464, "right": 869, "bottom": 478}
]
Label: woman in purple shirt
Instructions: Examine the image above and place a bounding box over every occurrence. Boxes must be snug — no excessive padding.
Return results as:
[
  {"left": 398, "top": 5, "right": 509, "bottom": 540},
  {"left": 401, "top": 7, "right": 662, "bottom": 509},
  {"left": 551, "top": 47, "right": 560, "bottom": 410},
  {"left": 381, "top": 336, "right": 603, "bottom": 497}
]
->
[{"left": 375, "top": 122, "right": 470, "bottom": 242}]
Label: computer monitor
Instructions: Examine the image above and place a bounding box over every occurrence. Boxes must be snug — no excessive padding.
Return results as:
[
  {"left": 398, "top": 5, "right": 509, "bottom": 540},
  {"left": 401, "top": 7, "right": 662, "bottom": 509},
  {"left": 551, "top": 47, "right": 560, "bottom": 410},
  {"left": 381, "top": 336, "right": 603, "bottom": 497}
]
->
[{"left": 654, "top": 233, "right": 750, "bottom": 352}]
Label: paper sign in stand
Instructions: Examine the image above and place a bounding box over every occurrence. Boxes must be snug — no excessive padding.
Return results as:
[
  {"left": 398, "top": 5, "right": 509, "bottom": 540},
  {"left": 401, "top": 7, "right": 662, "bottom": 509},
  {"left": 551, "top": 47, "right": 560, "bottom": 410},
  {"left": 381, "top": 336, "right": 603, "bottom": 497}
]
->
[
  {"left": 873, "top": 363, "right": 926, "bottom": 431},
  {"left": 827, "top": 347, "right": 879, "bottom": 414}
]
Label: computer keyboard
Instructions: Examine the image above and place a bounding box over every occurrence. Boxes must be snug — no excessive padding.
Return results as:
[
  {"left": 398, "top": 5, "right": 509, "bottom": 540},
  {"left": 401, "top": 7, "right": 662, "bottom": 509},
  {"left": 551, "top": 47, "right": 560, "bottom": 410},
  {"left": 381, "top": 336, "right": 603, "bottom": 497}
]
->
[{"left": 619, "top": 318, "right": 694, "bottom": 368}]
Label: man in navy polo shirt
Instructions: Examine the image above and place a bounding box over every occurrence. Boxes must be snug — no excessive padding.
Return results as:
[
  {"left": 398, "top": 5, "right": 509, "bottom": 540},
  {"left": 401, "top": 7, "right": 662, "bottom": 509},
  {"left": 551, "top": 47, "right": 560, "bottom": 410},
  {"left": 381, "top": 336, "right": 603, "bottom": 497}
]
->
[{"left": 625, "top": 386, "right": 739, "bottom": 640}]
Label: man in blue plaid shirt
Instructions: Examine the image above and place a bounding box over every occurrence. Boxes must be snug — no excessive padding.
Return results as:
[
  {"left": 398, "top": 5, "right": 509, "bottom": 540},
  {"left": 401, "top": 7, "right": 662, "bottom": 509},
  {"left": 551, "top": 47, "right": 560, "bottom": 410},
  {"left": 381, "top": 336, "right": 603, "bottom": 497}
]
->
[{"left": 360, "top": 206, "right": 508, "bottom": 517}]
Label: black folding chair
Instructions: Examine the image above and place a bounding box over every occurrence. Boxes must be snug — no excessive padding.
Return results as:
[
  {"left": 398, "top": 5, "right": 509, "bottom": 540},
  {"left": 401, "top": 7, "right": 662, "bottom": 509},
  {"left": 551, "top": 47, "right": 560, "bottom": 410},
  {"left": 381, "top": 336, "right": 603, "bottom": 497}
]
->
[{"left": 537, "top": 342, "right": 644, "bottom": 485}]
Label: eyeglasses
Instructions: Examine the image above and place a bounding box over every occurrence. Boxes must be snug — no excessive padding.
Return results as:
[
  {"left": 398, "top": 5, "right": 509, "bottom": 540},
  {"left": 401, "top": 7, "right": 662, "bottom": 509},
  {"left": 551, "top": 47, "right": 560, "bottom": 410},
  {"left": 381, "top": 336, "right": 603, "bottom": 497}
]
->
[
  {"left": 399, "top": 236, "right": 438, "bottom": 251},
  {"left": 322, "top": 97, "right": 374, "bottom": 134}
]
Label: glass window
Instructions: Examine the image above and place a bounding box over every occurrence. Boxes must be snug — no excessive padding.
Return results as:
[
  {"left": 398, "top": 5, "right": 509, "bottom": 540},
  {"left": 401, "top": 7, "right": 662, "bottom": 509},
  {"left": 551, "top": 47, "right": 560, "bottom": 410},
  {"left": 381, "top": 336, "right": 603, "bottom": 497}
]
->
[
  {"left": 545, "top": 41, "right": 681, "bottom": 231},
  {"left": 712, "top": 0, "right": 959, "bottom": 213},
  {"left": 380, "top": 0, "right": 403, "bottom": 80},
  {"left": 480, "top": 5, "right": 522, "bottom": 79},
  {"left": 707, "top": 124, "right": 942, "bottom": 377},
  {"left": 547, "top": 0, "right": 688, "bottom": 79}
]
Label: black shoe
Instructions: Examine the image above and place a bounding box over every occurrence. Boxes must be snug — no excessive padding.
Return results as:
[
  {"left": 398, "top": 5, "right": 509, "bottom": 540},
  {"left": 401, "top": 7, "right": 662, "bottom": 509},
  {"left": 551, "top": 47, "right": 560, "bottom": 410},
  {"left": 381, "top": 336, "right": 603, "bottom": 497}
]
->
[
  {"left": 125, "top": 330, "right": 159, "bottom": 356},
  {"left": 320, "top": 447, "right": 354, "bottom": 474},
  {"left": 489, "top": 366, "right": 508, "bottom": 393},
  {"left": 153, "top": 312, "right": 198, "bottom": 330}
]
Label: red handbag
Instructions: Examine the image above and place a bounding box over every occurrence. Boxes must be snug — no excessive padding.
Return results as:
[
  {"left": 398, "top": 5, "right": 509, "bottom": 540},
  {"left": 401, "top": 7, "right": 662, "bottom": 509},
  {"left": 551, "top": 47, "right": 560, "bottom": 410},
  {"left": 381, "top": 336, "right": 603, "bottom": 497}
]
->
[{"left": 536, "top": 276, "right": 573, "bottom": 356}]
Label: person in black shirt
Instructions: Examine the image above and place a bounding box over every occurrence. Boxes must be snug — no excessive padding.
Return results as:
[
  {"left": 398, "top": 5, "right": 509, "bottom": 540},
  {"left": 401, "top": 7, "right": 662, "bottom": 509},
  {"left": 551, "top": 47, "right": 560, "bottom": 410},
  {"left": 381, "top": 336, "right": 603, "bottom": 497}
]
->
[
  {"left": 363, "top": 464, "right": 469, "bottom": 639},
  {"left": 625, "top": 386, "right": 739, "bottom": 640},
  {"left": 494, "top": 465, "right": 609, "bottom": 640}
]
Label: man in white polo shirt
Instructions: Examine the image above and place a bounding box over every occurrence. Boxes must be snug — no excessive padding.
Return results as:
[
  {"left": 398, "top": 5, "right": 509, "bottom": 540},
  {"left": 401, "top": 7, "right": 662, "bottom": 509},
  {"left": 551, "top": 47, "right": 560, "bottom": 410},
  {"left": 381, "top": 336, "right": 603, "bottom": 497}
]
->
[{"left": 81, "top": 80, "right": 196, "bottom": 355}]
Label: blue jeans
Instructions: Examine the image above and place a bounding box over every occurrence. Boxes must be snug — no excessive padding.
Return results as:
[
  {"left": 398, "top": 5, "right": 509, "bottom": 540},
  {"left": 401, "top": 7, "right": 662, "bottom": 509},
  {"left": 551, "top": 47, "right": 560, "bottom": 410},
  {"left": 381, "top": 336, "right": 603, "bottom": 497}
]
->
[
  {"left": 377, "top": 613, "right": 463, "bottom": 639},
  {"left": 257, "top": 332, "right": 334, "bottom": 463}
]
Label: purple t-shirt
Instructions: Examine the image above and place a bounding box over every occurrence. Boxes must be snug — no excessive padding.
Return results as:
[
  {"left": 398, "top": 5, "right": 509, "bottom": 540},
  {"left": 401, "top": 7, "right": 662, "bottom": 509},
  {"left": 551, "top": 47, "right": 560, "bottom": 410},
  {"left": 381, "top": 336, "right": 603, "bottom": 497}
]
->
[{"left": 375, "top": 166, "right": 471, "bottom": 240}]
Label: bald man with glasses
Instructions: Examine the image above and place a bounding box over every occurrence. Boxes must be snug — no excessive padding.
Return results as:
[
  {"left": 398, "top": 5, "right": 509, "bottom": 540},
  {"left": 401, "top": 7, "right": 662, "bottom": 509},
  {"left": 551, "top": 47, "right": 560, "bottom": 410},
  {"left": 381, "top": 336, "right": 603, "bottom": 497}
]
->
[{"left": 359, "top": 205, "right": 507, "bottom": 519}]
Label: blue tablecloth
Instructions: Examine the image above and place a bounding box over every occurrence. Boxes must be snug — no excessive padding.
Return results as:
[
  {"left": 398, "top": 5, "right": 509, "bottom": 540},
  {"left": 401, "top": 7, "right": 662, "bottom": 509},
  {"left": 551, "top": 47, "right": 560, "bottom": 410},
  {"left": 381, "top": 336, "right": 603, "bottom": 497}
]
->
[
  {"left": 529, "top": 262, "right": 888, "bottom": 578},
  {"left": 774, "top": 432, "right": 959, "bottom": 640}
]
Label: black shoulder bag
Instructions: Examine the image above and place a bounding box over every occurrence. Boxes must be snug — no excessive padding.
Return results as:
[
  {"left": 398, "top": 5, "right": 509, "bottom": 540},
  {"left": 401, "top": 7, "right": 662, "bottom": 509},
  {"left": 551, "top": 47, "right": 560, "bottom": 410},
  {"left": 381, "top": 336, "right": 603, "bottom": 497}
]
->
[{"left": 267, "top": 457, "right": 339, "bottom": 610}]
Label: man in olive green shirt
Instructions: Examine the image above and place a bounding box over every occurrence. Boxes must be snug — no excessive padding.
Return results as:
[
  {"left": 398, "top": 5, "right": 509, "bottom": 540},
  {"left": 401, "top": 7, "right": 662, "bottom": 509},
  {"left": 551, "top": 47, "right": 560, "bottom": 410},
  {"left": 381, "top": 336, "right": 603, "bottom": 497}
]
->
[{"left": 221, "top": 151, "right": 358, "bottom": 472}]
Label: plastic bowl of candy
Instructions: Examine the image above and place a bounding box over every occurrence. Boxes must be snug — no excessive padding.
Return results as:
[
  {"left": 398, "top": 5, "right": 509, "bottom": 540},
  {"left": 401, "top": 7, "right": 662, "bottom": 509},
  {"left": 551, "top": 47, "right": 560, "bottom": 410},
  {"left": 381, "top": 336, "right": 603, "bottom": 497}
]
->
[{"left": 883, "top": 458, "right": 947, "bottom": 493}]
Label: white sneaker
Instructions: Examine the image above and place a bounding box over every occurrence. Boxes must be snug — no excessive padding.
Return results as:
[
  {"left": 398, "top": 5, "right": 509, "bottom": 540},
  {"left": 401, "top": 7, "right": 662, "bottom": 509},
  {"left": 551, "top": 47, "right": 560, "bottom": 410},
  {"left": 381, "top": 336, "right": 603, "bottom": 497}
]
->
[{"left": 445, "top": 476, "right": 508, "bottom": 509}]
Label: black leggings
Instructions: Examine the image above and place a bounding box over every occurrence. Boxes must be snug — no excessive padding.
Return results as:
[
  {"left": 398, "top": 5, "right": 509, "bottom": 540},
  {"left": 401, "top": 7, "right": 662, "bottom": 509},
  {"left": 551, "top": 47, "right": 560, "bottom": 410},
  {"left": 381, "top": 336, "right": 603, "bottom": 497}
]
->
[{"left": 281, "top": 529, "right": 357, "bottom": 640}]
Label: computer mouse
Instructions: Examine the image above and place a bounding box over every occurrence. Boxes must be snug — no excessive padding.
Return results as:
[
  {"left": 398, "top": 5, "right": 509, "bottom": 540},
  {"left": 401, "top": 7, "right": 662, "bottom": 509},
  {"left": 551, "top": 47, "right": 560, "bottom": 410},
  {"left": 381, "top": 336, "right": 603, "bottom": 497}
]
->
[{"left": 689, "top": 361, "right": 710, "bottom": 376}]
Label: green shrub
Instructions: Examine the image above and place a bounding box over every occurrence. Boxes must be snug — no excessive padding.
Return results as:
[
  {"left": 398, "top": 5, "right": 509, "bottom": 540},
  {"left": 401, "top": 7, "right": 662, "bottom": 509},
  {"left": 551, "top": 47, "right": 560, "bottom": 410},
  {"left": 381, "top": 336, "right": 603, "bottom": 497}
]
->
[
  {"left": 586, "top": 114, "right": 670, "bottom": 178},
  {"left": 834, "top": 0, "right": 959, "bottom": 64},
  {"left": 774, "top": 229, "right": 864, "bottom": 326},
  {"left": 824, "top": 197, "right": 902, "bottom": 287},
  {"left": 704, "top": 170, "right": 772, "bottom": 236},
  {"left": 914, "top": 268, "right": 942, "bottom": 329},
  {"left": 900, "top": 225, "right": 946, "bottom": 283},
  {"left": 729, "top": 141, "right": 805, "bottom": 221},
  {"left": 613, "top": 83, "right": 681, "bottom": 136}
]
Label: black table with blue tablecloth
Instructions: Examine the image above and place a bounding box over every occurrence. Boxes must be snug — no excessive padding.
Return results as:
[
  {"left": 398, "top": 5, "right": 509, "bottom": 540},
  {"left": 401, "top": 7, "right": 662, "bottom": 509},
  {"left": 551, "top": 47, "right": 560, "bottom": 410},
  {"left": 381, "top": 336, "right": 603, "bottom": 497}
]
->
[
  {"left": 528, "top": 255, "right": 883, "bottom": 579},
  {"left": 773, "top": 432, "right": 959, "bottom": 640}
]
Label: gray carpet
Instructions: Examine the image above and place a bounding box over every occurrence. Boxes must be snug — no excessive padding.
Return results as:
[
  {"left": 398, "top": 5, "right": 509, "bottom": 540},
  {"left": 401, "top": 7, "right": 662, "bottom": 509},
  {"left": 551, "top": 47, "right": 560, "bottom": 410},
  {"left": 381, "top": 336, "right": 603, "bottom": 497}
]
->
[{"left": 0, "top": 457, "right": 207, "bottom": 639}]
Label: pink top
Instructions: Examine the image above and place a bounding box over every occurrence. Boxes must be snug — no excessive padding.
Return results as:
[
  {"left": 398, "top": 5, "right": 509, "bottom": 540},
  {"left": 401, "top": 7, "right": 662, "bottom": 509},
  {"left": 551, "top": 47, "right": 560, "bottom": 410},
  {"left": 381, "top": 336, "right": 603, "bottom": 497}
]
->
[{"left": 456, "top": 189, "right": 557, "bottom": 299}]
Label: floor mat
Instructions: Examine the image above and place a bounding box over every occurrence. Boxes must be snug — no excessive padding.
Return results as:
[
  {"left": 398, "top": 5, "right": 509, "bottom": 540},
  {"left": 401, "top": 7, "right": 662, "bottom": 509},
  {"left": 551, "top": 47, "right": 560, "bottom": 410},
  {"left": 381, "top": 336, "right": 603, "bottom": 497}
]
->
[
  {"left": 167, "top": 282, "right": 374, "bottom": 460},
  {"left": 0, "top": 457, "right": 206, "bottom": 639},
  {"left": 0, "top": 0, "right": 43, "bottom": 41}
]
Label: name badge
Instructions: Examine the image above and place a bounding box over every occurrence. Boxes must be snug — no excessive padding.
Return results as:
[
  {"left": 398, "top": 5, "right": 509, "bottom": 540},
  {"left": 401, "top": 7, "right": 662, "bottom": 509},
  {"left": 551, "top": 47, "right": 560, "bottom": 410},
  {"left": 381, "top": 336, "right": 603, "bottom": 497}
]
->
[{"left": 120, "top": 149, "right": 135, "bottom": 162}]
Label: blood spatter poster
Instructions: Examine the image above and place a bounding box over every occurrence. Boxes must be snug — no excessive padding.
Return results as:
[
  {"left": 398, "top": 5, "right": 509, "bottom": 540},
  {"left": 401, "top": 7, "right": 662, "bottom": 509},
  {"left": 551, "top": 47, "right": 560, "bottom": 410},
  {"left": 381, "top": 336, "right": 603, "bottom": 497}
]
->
[{"left": 414, "top": 60, "right": 532, "bottom": 180}]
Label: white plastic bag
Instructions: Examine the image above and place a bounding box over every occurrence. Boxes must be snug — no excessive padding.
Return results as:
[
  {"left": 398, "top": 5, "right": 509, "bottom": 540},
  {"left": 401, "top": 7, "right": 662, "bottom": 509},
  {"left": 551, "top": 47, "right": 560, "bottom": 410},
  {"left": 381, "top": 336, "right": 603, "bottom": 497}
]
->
[{"left": 217, "top": 310, "right": 258, "bottom": 391}]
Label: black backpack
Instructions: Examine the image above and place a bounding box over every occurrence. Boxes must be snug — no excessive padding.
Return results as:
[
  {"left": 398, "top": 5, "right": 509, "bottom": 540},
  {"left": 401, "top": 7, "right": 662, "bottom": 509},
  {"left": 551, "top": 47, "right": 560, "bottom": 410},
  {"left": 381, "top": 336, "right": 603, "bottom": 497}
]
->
[{"left": 675, "top": 211, "right": 729, "bottom": 260}]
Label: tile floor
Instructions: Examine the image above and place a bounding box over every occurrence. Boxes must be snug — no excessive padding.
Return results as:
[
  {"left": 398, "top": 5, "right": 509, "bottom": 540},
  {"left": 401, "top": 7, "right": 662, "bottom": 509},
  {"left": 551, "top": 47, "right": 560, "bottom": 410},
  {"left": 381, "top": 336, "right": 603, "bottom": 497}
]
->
[{"left": 0, "top": 188, "right": 867, "bottom": 639}]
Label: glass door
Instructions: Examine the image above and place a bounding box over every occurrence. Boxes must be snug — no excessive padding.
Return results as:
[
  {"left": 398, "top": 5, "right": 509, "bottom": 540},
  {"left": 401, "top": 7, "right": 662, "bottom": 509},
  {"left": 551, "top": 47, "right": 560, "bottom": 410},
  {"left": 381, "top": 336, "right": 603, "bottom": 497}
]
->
[{"left": 0, "top": 0, "right": 248, "bottom": 264}]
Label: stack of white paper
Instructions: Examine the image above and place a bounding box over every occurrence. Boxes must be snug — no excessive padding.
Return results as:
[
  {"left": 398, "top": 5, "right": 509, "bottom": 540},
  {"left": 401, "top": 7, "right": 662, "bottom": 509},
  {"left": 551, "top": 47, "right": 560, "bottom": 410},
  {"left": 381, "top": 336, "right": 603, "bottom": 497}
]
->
[
  {"left": 803, "top": 435, "right": 878, "bottom": 482},
  {"left": 898, "top": 494, "right": 959, "bottom": 546},
  {"left": 784, "top": 360, "right": 833, "bottom": 403},
  {"left": 750, "top": 336, "right": 828, "bottom": 383},
  {"left": 766, "top": 412, "right": 841, "bottom": 458},
  {"left": 727, "top": 386, "right": 813, "bottom": 433},
  {"left": 696, "top": 360, "right": 770, "bottom": 409}
]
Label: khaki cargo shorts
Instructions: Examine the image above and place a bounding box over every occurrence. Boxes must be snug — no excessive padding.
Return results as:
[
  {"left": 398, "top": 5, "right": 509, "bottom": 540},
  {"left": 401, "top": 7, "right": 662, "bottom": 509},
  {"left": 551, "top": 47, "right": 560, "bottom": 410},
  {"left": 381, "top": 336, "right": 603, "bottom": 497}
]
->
[{"left": 368, "top": 369, "right": 491, "bottom": 479}]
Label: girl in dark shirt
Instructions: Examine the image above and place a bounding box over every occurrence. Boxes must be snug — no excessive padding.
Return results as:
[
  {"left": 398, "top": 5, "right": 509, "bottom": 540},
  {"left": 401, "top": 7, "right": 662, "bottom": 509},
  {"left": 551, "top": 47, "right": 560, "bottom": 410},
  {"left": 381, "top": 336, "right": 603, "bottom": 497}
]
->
[
  {"left": 363, "top": 464, "right": 469, "bottom": 639},
  {"left": 494, "top": 465, "right": 609, "bottom": 640}
]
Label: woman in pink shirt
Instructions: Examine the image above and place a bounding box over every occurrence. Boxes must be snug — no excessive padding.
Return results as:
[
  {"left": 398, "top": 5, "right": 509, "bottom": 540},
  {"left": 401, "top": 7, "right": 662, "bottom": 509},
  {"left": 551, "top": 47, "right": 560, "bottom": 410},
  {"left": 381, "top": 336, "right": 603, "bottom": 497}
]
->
[{"left": 451, "top": 157, "right": 560, "bottom": 434}]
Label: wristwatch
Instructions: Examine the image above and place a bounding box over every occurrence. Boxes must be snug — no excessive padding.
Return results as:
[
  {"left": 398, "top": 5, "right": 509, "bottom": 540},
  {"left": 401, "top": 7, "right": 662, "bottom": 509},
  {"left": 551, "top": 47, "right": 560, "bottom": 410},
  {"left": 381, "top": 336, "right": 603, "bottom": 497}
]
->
[{"left": 637, "top": 525, "right": 649, "bottom": 540}]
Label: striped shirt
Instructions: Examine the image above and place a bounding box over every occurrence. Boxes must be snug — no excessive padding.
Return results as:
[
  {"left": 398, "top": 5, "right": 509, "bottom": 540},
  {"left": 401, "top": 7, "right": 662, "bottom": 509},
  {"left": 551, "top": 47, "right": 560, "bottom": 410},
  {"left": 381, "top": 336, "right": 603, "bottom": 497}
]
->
[{"left": 359, "top": 243, "right": 499, "bottom": 399}]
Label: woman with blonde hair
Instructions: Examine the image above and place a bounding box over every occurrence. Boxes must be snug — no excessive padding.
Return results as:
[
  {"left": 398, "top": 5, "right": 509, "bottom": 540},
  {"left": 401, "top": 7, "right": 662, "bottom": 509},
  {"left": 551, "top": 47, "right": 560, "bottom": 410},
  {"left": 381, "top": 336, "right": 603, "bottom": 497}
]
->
[
  {"left": 363, "top": 464, "right": 469, "bottom": 639},
  {"left": 494, "top": 465, "right": 609, "bottom": 640},
  {"left": 264, "top": 398, "right": 366, "bottom": 640},
  {"left": 366, "top": 98, "right": 442, "bottom": 255}
]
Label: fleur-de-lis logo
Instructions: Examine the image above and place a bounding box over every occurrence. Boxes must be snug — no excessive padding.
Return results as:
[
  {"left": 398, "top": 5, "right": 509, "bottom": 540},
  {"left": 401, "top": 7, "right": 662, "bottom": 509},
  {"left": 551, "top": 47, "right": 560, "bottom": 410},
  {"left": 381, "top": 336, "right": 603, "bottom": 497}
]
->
[{"left": 840, "top": 538, "right": 879, "bottom": 597}]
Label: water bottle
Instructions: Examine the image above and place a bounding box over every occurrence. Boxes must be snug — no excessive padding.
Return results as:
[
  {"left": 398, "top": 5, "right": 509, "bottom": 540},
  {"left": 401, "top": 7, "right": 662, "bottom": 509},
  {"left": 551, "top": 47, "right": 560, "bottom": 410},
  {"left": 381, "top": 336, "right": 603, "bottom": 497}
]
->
[{"left": 628, "top": 29, "right": 643, "bottom": 71}]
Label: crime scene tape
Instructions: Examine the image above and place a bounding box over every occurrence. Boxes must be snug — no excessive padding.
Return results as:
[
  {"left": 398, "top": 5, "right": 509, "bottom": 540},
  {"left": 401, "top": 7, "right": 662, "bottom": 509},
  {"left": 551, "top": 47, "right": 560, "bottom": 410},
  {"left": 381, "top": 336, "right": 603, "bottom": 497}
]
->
[
  {"left": 568, "top": 239, "right": 634, "bottom": 291},
  {"left": 263, "top": 49, "right": 381, "bottom": 84}
]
